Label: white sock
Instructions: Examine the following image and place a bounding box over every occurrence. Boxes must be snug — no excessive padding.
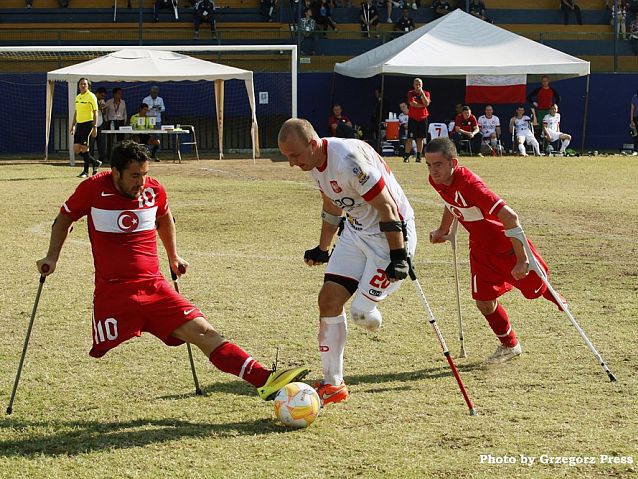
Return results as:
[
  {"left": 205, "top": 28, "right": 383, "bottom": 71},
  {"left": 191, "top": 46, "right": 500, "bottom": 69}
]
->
[
  {"left": 531, "top": 139, "right": 540, "bottom": 155},
  {"left": 560, "top": 138, "right": 570, "bottom": 152},
  {"left": 518, "top": 142, "right": 526, "bottom": 155},
  {"left": 318, "top": 313, "right": 347, "bottom": 385}
]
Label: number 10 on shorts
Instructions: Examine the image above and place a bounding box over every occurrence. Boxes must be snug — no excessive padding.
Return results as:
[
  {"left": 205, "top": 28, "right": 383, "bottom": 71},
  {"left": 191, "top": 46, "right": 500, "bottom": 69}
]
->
[{"left": 93, "top": 316, "right": 119, "bottom": 343}]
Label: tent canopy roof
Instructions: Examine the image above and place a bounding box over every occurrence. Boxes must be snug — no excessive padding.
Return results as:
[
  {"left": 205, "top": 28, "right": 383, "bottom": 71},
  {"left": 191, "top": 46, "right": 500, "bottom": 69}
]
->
[
  {"left": 47, "top": 48, "right": 253, "bottom": 82},
  {"left": 334, "top": 9, "right": 589, "bottom": 79}
]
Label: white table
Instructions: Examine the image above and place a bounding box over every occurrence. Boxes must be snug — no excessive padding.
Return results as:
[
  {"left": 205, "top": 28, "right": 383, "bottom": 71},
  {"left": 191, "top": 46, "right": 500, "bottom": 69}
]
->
[{"left": 101, "top": 129, "right": 192, "bottom": 163}]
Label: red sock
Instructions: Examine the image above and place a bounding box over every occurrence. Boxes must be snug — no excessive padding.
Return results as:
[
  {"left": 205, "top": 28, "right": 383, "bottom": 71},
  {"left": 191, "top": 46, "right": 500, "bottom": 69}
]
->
[
  {"left": 542, "top": 289, "right": 565, "bottom": 311},
  {"left": 484, "top": 303, "right": 518, "bottom": 348},
  {"left": 209, "top": 342, "right": 270, "bottom": 388}
]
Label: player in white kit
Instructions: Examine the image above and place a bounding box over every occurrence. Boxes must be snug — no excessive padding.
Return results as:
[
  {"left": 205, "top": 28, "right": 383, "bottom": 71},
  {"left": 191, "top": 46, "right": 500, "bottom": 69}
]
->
[
  {"left": 509, "top": 105, "right": 540, "bottom": 156},
  {"left": 542, "top": 104, "right": 571, "bottom": 154},
  {"left": 477, "top": 105, "right": 503, "bottom": 155},
  {"left": 278, "top": 118, "right": 417, "bottom": 406}
]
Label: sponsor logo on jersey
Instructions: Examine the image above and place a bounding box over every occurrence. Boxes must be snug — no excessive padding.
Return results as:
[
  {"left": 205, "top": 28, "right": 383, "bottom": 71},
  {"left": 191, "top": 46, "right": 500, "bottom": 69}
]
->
[
  {"left": 352, "top": 166, "right": 369, "bottom": 185},
  {"left": 368, "top": 289, "right": 382, "bottom": 297},
  {"left": 184, "top": 308, "right": 196, "bottom": 315},
  {"left": 101, "top": 192, "right": 115, "bottom": 197},
  {"left": 330, "top": 180, "right": 342, "bottom": 193},
  {"left": 319, "top": 345, "right": 329, "bottom": 352}
]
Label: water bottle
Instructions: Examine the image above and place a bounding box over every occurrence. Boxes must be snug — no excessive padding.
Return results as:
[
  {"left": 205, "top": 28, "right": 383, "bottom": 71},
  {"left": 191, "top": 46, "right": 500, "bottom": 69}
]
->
[{"left": 110, "top": 120, "right": 115, "bottom": 130}]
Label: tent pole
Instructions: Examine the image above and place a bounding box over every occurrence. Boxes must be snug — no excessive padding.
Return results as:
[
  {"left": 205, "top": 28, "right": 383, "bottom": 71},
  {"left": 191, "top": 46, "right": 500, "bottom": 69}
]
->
[
  {"left": 376, "top": 74, "right": 385, "bottom": 152},
  {"left": 580, "top": 74, "right": 590, "bottom": 154}
]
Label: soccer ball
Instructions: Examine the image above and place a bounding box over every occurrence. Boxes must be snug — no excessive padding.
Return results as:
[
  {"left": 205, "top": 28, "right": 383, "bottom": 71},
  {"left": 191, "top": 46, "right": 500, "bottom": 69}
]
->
[{"left": 273, "top": 382, "right": 320, "bottom": 428}]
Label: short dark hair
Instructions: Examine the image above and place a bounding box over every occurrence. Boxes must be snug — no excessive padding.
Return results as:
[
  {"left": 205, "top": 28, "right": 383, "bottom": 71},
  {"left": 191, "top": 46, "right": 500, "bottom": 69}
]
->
[
  {"left": 77, "top": 77, "right": 91, "bottom": 90},
  {"left": 110, "top": 140, "right": 150, "bottom": 174},
  {"left": 462, "top": 105, "right": 471, "bottom": 112},
  {"left": 516, "top": 104, "right": 525, "bottom": 110},
  {"left": 112, "top": 87, "right": 122, "bottom": 95},
  {"left": 96, "top": 87, "right": 107, "bottom": 94},
  {"left": 425, "top": 137, "right": 457, "bottom": 159},
  {"left": 139, "top": 102, "right": 149, "bottom": 110}
]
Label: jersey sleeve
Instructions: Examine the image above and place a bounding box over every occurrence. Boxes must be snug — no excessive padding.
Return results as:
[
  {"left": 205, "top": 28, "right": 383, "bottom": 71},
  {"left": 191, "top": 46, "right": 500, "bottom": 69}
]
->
[
  {"left": 89, "top": 93, "right": 98, "bottom": 112},
  {"left": 152, "top": 180, "right": 169, "bottom": 217},
  {"left": 343, "top": 147, "right": 385, "bottom": 202},
  {"left": 463, "top": 173, "right": 506, "bottom": 218},
  {"left": 60, "top": 179, "right": 93, "bottom": 221}
]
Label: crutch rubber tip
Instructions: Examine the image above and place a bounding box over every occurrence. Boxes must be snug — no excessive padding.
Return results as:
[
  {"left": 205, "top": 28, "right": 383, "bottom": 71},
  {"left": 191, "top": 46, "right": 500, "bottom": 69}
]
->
[
  {"left": 608, "top": 372, "right": 617, "bottom": 383},
  {"left": 6, "top": 407, "right": 12, "bottom": 415},
  {"left": 195, "top": 389, "right": 204, "bottom": 396},
  {"left": 469, "top": 409, "right": 478, "bottom": 416}
]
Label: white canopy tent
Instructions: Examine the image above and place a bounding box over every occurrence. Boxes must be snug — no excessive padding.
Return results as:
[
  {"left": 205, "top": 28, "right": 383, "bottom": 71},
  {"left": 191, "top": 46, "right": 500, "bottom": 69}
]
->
[
  {"left": 46, "top": 48, "right": 260, "bottom": 163},
  {"left": 335, "top": 9, "right": 590, "bottom": 79}
]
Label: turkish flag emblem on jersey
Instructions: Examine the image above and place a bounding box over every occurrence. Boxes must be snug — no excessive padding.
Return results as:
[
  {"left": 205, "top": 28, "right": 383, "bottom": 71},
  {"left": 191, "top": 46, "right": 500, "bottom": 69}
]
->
[{"left": 330, "top": 180, "right": 342, "bottom": 193}]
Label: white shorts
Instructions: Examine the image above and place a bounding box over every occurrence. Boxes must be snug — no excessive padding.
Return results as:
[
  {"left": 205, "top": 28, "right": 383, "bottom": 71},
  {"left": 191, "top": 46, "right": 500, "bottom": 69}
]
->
[
  {"left": 325, "top": 218, "right": 417, "bottom": 302},
  {"left": 517, "top": 131, "right": 537, "bottom": 144},
  {"left": 545, "top": 130, "right": 563, "bottom": 142}
]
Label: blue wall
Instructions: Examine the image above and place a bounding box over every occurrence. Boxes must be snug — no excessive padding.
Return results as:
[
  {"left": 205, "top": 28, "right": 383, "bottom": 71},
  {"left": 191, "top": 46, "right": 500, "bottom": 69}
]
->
[{"left": 0, "top": 72, "right": 636, "bottom": 154}]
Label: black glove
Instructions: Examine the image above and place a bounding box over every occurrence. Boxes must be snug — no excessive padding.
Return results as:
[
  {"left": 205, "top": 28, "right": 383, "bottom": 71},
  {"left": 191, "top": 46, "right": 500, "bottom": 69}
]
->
[
  {"left": 385, "top": 248, "right": 409, "bottom": 281},
  {"left": 304, "top": 246, "right": 330, "bottom": 264}
]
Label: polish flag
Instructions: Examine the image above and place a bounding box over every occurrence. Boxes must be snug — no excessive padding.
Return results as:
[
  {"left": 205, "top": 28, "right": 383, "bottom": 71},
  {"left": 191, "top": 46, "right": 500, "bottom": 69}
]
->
[{"left": 465, "top": 74, "right": 527, "bottom": 104}]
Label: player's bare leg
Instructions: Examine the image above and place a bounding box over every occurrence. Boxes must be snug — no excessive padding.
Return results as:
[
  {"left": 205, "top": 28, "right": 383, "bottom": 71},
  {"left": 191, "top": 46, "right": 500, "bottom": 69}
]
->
[
  {"left": 171, "top": 317, "right": 308, "bottom": 400},
  {"left": 476, "top": 299, "right": 522, "bottom": 364},
  {"left": 315, "top": 281, "right": 352, "bottom": 405}
]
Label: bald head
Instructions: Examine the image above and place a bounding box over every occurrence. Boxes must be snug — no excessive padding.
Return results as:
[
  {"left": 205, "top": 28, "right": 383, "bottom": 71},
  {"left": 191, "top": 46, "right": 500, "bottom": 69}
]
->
[{"left": 278, "top": 118, "right": 318, "bottom": 145}]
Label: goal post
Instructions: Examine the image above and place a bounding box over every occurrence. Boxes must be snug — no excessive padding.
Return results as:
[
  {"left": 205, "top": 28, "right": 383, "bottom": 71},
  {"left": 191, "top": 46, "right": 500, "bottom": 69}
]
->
[{"left": 0, "top": 45, "right": 297, "bottom": 162}]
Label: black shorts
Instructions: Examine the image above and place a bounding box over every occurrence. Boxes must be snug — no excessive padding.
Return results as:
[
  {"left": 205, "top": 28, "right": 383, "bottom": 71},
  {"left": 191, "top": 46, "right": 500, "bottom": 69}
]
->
[
  {"left": 407, "top": 117, "right": 428, "bottom": 139},
  {"left": 74, "top": 121, "right": 94, "bottom": 146}
]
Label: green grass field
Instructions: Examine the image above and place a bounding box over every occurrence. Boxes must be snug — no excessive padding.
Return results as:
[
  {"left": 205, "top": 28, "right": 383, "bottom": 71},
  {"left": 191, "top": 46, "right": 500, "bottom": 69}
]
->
[{"left": 0, "top": 155, "right": 636, "bottom": 479}]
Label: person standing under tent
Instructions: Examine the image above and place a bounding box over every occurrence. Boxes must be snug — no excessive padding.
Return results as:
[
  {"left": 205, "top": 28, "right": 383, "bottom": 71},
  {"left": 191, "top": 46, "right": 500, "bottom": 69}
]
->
[
  {"left": 142, "top": 85, "right": 165, "bottom": 161},
  {"left": 403, "top": 77, "right": 430, "bottom": 163},
  {"left": 425, "top": 137, "right": 565, "bottom": 364},
  {"left": 278, "top": 118, "right": 417, "bottom": 406},
  {"left": 104, "top": 87, "right": 128, "bottom": 159},
  {"left": 36, "top": 140, "right": 309, "bottom": 402},
  {"left": 71, "top": 77, "right": 101, "bottom": 179}
]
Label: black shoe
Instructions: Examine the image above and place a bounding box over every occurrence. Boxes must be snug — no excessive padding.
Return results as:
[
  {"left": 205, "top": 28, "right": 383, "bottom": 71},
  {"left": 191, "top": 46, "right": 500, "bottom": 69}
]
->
[
  {"left": 153, "top": 157, "right": 161, "bottom": 162},
  {"left": 77, "top": 172, "right": 89, "bottom": 178},
  {"left": 403, "top": 156, "right": 410, "bottom": 163},
  {"left": 415, "top": 157, "right": 421, "bottom": 163}
]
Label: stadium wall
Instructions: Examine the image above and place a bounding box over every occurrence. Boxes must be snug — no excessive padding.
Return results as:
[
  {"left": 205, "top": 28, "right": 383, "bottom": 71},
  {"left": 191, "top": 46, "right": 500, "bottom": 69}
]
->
[{"left": 0, "top": 72, "right": 635, "bottom": 154}]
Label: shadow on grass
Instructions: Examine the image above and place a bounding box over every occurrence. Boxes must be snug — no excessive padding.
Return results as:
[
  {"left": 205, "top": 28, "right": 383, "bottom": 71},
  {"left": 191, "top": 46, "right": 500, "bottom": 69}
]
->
[
  {"left": 0, "top": 417, "right": 278, "bottom": 457},
  {"left": 159, "top": 362, "right": 484, "bottom": 401}
]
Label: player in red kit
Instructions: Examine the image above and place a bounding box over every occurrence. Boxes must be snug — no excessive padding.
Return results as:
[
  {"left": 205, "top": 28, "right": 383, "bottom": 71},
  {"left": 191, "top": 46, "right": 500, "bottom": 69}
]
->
[
  {"left": 424, "top": 137, "right": 564, "bottom": 364},
  {"left": 403, "top": 77, "right": 430, "bottom": 163},
  {"left": 36, "top": 141, "right": 307, "bottom": 401}
]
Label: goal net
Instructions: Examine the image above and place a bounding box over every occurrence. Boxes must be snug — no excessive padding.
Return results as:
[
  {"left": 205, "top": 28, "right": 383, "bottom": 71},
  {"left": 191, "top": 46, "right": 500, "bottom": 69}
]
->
[{"left": 0, "top": 46, "right": 297, "bottom": 159}]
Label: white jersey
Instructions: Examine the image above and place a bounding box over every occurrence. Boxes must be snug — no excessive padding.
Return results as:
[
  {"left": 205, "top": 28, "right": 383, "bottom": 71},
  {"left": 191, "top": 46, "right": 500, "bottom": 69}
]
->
[
  {"left": 309, "top": 138, "right": 414, "bottom": 236},
  {"left": 428, "top": 122, "right": 449, "bottom": 139},
  {"left": 477, "top": 114, "right": 500, "bottom": 137},
  {"left": 398, "top": 112, "right": 409, "bottom": 127},
  {"left": 512, "top": 115, "right": 532, "bottom": 135},
  {"left": 543, "top": 113, "right": 561, "bottom": 133}
]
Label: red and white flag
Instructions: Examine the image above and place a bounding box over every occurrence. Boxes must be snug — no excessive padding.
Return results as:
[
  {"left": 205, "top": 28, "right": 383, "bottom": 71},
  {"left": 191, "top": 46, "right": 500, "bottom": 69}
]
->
[{"left": 465, "top": 74, "right": 527, "bottom": 104}]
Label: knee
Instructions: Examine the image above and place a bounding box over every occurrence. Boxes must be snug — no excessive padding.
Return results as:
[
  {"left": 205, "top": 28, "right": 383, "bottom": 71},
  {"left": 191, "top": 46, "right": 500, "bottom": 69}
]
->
[
  {"left": 476, "top": 299, "right": 497, "bottom": 316},
  {"left": 318, "top": 289, "right": 346, "bottom": 317}
]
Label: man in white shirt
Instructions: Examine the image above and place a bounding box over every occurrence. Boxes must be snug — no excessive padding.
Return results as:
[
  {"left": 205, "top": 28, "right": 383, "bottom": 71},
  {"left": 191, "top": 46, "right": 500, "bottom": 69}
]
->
[
  {"left": 477, "top": 105, "right": 503, "bottom": 156},
  {"left": 142, "top": 85, "right": 165, "bottom": 161},
  {"left": 278, "top": 118, "right": 417, "bottom": 407},
  {"left": 509, "top": 105, "right": 540, "bottom": 156},
  {"left": 542, "top": 104, "right": 571, "bottom": 154},
  {"left": 104, "top": 87, "right": 128, "bottom": 159}
]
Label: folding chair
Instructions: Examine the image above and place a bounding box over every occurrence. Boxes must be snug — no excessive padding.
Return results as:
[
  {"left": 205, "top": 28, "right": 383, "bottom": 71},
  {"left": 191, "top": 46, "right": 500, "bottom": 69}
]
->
[{"left": 176, "top": 125, "right": 200, "bottom": 163}]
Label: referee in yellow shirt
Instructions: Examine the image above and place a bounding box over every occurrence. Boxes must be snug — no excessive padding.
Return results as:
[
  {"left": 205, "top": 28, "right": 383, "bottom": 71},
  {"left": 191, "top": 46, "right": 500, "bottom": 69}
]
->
[{"left": 70, "top": 78, "right": 101, "bottom": 178}]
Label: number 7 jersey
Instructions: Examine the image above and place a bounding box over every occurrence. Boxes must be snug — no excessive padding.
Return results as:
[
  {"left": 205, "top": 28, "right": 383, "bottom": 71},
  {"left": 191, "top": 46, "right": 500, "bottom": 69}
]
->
[
  {"left": 309, "top": 138, "right": 414, "bottom": 235},
  {"left": 60, "top": 171, "right": 169, "bottom": 285}
]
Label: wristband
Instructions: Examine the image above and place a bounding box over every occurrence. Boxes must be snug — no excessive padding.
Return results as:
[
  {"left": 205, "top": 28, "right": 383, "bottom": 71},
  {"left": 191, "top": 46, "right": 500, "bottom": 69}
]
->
[
  {"left": 321, "top": 209, "right": 343, "bottom": 226},
  {"left": 379, "top": 220, "right": 404, "bottom": 232},
  {"left": 390, "top": 248, "right": 408, "bottom": 262}
]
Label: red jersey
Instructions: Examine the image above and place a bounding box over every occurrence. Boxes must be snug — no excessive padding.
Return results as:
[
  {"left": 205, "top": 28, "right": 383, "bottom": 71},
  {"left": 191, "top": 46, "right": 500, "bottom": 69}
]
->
[
  {"left": 429, "top": 166, "right": 512, "bottom": 253},
  {"left": 455, "top": 114, "right": 478, "bottom": 133},
  {"left": 537, "top": 88, "right": 554, "bottom": 109},
  {"left": 407, "top": 89, "right": 430, "bottom": 121},
  {"left": 61, "top": 171, "right": 169, "bottom": 285},
  {"left": 328, "top": 114, "right": 352, "bottom": 136}
]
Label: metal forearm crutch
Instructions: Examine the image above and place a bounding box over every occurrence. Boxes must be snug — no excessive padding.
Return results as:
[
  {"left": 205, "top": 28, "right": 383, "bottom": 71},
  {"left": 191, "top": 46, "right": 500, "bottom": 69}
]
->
[
  {"left": 442, "top": 217, "right": 466, "bottom": 358},
  {"left": 505, "top": 226, "right": 617, "bottom": 383}
]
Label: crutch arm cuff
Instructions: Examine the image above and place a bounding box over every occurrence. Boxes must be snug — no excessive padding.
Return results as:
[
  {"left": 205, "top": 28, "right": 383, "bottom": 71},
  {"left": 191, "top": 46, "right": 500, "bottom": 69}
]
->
[{"left": 504, "top": 225, "right": 525, "bottom": 239}]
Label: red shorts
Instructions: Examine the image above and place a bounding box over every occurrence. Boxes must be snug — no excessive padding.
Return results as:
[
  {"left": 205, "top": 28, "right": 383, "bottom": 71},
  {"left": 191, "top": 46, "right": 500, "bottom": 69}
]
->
[
  {"left": 90, "top": 278, "right": 204, "bottom": 358},
  {"left": 469, "top": 241, "right": 549, "bottom": 301}
]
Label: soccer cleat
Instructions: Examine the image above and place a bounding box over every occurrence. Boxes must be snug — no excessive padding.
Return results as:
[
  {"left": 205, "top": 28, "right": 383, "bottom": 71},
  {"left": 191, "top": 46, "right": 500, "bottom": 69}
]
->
[
  {"left": 484, "top": 343, "right": 522, "bottom": 365},
  {"left": 257, "top": 366, "right": 310, "bottom": 401},
  {"left": 77, "top": 172, "right": 89, "bottom": 178},
  {"left": 314, "top": 381, "right": 349, "bottom": 406}
]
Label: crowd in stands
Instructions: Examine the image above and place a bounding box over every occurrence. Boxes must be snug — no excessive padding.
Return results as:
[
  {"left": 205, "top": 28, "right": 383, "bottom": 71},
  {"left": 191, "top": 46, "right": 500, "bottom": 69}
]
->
[{"left": 328, "top": 75, "right": 574, "bottom": 158}]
